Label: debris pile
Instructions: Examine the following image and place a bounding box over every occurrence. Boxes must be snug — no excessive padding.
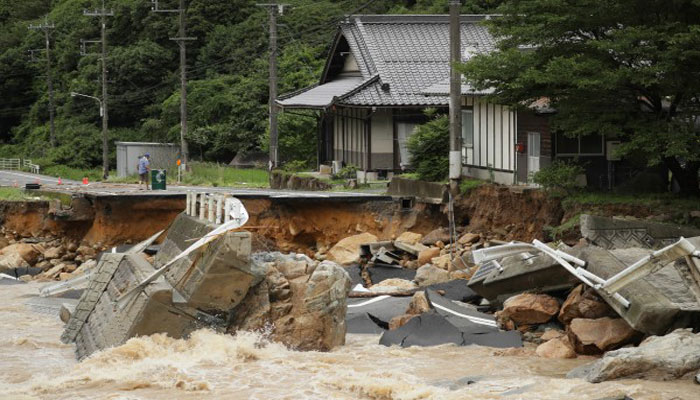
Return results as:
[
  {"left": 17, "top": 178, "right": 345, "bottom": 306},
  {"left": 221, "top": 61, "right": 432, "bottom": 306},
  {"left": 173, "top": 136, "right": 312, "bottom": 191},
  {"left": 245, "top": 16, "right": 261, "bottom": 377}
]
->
[
  {"left": 0, "top": 227, "right": 105, "bottom": 282},
  {"left": 57, "top": 210, "right": 351, "bottom": 359},
  {"left": 337, "top": 214, "right": 700, "bottom": 384}
]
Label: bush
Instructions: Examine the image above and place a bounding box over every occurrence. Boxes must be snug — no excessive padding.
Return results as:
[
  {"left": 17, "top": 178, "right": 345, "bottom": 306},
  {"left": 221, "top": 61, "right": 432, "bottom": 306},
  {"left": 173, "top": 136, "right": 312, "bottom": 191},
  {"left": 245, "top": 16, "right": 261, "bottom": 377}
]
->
[
  {"left": 333, "top": 164, "right": 359, "bottom": 180},
  {"left": 282, "top": 159, "right": 309, "bottom": 173},
  {"left": 406, "top": 114, "right": 449, "bottom": 182},
  {"left": 532, "top": 160, "right": 585, "bottom": 193}
]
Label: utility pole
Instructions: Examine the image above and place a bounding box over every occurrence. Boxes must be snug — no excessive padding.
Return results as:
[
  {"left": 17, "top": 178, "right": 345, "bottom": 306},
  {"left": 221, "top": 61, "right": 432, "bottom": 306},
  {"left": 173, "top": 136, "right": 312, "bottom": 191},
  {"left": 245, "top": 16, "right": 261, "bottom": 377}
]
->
[
  {"left": 28, "top": 16, "right": 56, "bottom": 148},
  {"left": 84, "top": 0, "right": 113, "bottom": 180},
  {"left": 257, "top": 2, "right": 288, "bottom": 170},
  {"left": 448, "top": 0, "right": 462, "bottom": 190},
  {"left": 151, "top": 0, "right": 196, "bottom": 170}
]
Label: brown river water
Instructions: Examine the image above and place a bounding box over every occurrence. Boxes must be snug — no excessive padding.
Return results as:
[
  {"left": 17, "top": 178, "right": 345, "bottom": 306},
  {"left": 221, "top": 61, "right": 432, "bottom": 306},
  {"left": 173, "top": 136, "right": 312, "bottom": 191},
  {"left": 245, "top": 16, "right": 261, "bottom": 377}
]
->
[{"left": 1, "top": 283, "right": 697, "bottom": 400}]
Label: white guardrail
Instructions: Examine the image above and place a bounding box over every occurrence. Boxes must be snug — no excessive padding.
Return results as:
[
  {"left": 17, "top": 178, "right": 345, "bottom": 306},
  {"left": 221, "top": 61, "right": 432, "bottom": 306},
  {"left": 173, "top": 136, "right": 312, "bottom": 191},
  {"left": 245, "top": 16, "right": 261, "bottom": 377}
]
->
[{"left": 0, "top": 158, "right": 40, "bottom": 174}]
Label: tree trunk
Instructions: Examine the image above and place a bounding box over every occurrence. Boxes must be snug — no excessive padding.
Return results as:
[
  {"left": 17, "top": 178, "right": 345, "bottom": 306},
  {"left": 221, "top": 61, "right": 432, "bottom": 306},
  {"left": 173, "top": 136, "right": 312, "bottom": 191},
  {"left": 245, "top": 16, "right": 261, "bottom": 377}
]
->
[{"left": 665, "top": 157, "right": 700, "bottom": 196}]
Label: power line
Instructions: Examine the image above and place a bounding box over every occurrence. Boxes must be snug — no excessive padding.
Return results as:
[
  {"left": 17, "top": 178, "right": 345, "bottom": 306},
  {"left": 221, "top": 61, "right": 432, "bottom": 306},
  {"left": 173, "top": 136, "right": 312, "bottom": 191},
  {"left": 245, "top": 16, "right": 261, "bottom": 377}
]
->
[{"left": 28, "top": 15, "right": 56, "bottom": 147}]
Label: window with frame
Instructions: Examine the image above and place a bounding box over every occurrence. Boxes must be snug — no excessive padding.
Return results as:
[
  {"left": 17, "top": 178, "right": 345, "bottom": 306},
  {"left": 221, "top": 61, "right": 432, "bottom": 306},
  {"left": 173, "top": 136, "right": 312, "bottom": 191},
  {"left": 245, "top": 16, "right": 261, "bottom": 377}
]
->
[
  {"left": 556, "top": 133, "right": 604, "bottom": 156},
  {"left": 461, "top": 108, "right": 474, "bottom": 148}
]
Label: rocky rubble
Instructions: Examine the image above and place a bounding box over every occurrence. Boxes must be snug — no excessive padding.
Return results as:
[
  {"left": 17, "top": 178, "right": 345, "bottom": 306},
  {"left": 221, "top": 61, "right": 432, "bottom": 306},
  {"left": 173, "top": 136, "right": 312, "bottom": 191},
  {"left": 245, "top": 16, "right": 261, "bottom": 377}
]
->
[{"left": 0, "top": 227, "right": 103, "bottom": 281}]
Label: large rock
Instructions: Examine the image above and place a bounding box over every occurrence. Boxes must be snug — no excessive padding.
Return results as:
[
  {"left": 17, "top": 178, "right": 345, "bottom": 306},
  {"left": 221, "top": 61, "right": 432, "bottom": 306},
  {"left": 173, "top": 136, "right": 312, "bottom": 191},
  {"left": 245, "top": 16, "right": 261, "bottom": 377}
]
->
[
  {"left": 406, "top": 291, "right": 431, "bottom": 315},
  {"left": 396, "top": 232, "right": 422, "bottom": 245},
  {"left": 417, "top": 247, "right": 440, "bottom": 266},
  {"left": 421, "top": 228, "right": 451, "bottom": 246},
  {"left": 458, "top": 233, "right": 480, "bottom": 245},
  {"left": 0, "top": 243, "right": 41, "bottom": 265},
  {"left": 326, "top": 233, "right": 378, "bottom": 266},
  {"left": 370, "top": 278, "right": 418, "bottom": 293},
  {"left": 230, "top": 260, "right": 351, "bottom": 351},
  {"left": 43, "top": 246, "right": 64, "bottom": 260},
  {"left": 568, "top": 328, "right": 700, "bottom": 382},
  {"left": 558, "top": 285, "right": 617, "bottom": 324},
  {"left": 414, "top": 264, "right": 451, "bottom": 286},
  {"left": 536, "top": 336, "right": 577, "bottom": 359},
  {"left": 567, "top": 317, "right": 639, "bottom": 355},
  {"left": 500, "top": 294, "right": 560, "bottom": 326},
  {"left": 0, "top": 252, "right": 30, "bottom": 274}
]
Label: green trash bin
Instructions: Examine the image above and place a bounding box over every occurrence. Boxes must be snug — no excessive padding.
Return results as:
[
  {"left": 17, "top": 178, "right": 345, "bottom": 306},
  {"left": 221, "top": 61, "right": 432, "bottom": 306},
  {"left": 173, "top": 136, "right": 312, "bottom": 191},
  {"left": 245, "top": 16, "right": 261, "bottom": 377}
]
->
[{"left": 151, "top": 169, "right": 167, "bottom": 190}]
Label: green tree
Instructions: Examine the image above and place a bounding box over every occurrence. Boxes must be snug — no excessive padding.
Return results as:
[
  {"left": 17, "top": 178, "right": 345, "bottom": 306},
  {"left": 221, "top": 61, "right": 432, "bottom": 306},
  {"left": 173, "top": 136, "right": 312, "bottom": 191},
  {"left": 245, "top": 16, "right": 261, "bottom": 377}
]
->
[
  {"left": 461, "top": 0, "right": 700, "bottom": 195},
  {"left": 407, "top": 113, "right": 450, "bottom": 182}
]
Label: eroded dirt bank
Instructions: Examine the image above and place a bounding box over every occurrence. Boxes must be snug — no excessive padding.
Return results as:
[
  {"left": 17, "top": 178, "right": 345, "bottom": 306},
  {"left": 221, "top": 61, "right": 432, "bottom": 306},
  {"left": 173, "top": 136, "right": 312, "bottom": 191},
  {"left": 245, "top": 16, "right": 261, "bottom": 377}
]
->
[{"left": 0, "top": 196, "right": 446, "bottom": 253}]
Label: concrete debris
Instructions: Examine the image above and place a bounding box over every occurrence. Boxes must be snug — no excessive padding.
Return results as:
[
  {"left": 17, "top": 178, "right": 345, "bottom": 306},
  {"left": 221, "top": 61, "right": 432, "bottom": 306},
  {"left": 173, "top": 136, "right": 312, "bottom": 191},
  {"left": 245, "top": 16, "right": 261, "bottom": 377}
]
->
[
  {"left": 568, "top": 328, "right": 700, "bottom": 383},
  {"left": 581, "top": 214, "right": 700, "bottom": 249},
  {"left": 61, "top": 210, "right": 352, "bottom": 359},
  {"left": 346, "top": 295, "right": 412, "bottom": 334},
  {"left": 379, "top": 310, "right": 522, "bottom": 348}
]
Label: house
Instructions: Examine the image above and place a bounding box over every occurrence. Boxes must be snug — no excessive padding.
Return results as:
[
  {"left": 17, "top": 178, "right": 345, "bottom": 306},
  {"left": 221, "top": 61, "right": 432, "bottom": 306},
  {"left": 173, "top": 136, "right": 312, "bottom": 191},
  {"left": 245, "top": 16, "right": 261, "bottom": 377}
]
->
[
  {"left": 278, "top": 14, "right": 515, "bottom": 182},
  {"left": 278, "top": 15, "right": 651, "bottom": 188}
]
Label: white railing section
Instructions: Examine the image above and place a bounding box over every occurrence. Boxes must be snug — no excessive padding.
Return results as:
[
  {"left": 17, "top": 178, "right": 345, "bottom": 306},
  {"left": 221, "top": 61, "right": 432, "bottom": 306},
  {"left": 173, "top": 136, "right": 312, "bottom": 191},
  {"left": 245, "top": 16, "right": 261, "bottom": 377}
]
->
[
  {"left": 0, "top": 158, "right": 40, "bottom": 174},
  {"left": 185, "top": 191, "right": 240, "bottom": 225}
]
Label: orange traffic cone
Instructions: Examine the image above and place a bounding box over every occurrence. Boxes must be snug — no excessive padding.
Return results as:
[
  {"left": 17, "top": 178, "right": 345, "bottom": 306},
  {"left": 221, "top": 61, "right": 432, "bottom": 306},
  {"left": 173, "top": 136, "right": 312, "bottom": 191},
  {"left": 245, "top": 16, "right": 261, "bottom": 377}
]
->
[
  {"left": 82, "top": 177, "right": 89, "bottom": 185},
  {"left": 57, "top": 177, "right": 62, "bottom": 185}
]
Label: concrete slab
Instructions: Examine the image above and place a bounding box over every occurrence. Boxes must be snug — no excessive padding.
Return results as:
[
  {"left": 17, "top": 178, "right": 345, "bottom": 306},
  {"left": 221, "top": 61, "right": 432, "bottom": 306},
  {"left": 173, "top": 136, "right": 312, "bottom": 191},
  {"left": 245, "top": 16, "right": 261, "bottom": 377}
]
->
[
  {"left": 580, "top": 243, "right": 700, "bottom": 335},
  {"left": 581, "top": 214, "right": 700, "bottom": 249}
]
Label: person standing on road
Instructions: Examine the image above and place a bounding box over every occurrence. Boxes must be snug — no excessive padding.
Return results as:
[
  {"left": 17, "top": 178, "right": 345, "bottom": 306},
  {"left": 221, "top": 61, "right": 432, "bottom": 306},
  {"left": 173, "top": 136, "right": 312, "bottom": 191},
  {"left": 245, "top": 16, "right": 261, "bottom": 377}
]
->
[{"left": 139, "top": 153, "right": 151, "bottom": 190}]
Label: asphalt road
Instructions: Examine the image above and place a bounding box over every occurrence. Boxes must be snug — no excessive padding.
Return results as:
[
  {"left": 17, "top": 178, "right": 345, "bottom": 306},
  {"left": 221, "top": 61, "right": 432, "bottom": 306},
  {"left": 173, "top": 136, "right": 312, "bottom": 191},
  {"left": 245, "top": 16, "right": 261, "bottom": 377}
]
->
[{"left": 0, "top": 170, "right": 391, "bottom": 200}]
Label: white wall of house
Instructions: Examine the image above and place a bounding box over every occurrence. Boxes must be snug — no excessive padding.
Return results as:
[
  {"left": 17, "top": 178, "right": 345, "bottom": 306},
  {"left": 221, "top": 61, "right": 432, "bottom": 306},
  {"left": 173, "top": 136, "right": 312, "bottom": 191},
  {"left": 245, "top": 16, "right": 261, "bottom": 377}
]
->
[
  {"left": 461, "top": 96, "right": 517, "bottom": 185},
  {"left": 370, "top": 109, "right": 394, "bottom": 170}
]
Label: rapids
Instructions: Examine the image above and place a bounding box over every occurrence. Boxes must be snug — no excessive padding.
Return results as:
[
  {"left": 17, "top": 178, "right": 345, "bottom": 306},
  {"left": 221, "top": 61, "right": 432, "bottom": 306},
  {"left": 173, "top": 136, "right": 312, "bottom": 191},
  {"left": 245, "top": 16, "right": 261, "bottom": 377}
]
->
[{"left": 1, "top": 283, "right": 696, "bottom": 400}]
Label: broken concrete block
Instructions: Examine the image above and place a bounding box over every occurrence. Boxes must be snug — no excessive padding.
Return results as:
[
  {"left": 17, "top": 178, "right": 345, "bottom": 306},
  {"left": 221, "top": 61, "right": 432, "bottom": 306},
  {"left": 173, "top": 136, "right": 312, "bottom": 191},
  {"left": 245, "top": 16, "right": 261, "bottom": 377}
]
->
[
  {"left": 468, "top": 251, "right": 580, "bottom": 305},
  {"left": 567, "top": 317, "right": 639, "bottom": 355},
  {"left": 327, "top": 233, "right": 378, "bottom": 265},
  {"left": 394, "top": 240, "right": 428, "bottom": 256},
  {"left": 500, "top": 293, "right": 560, "bottom": 326},
  {"left": 580, "top": 214, "right": 700, "bottom": 249},
  {"left": 579, "top": 244, "right": 700, "bottom": 335},
  {"left": 346, "top": 296, "right": 412, "bottom": 334},
  {"left": 368, "top": 265, "right": 416, "bottom": 284},
  {"left": 536, "top": 336, "right": 576, "bottom": 359},
  {"left": 568, "top": 328, "right": 700, "bottom": 382}
]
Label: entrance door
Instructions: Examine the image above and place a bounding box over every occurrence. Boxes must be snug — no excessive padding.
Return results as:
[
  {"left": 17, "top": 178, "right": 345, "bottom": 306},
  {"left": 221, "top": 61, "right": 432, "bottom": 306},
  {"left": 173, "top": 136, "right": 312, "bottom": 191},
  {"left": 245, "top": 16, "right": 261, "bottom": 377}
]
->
[{"left": 527, "top": 132, "right": 541, "bottom": 178}]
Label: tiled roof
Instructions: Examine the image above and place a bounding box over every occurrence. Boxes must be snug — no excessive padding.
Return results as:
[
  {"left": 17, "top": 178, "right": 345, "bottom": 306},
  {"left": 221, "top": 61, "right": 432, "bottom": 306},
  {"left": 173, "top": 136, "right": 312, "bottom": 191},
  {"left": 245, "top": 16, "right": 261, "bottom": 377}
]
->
[
  {"left": 278, "top": 15, "right": 497, "bottom": 109},
  {"left": 420, "top": 78, "right": 495, "bottom": 96},
  {"left": 277, "top": 76, "right": 364, "bottom": 109}
]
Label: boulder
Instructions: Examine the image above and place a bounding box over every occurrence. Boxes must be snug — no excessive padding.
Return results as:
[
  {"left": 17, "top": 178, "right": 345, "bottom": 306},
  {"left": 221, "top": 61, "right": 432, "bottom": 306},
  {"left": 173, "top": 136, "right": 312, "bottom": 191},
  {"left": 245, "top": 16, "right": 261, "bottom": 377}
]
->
[
  {"left": 558, "top": 285, "right": 616, "bottom": 324},
  {"left": 0, "top": 252, "right": 30, "bottom": 274},
  {"left": 230, "top": 260, "right": 351, "bottom": 351},
  {"left": 370, "top": 278, "right": 418, "bottom": 293},
  {"left": 541, "top": 329, "right": 565, "bottom": 341},
  {"left": 389, "top": 314, "right": 418, "bottom": 330},
  {"left": 0, "top": 243, "right": 41, "bottom": 265},
  {"left": 43, "top": 246, "right": 64, "bottom": 260},
  {"left": 421, "top": 228, "right": 451, "bottom": 246},
  {"left": 326, "top": 233, "right": 378, "bottom": 266},
  {"left": 536, "top": 336, "right": 577, "bottom": 359},
  {"left": 42, "top": 263, "right": 64, "bottom": 280},
  {"left": 417, "top": 247, "right": 440, "bottom": 266},
  {"left": 449, "top": 269, "right": 472, "bottom": 280},
  {"left": 395, "top": 232, "right": 423, "bottom": 245},
  {"left": 568, "top": 328, "right": 700, "bottom": 382},
  {"left": 500, "top": 294, "right": 560, "bottom": 326},
  {"left": 431, "top": 254, "right": 452, "bottom": 270},
  {"left": 458, "top": 233, "right": 480, "bottom": 245},
  {"left": 406, "top": 291, "right": 431, "bottom": 315},
  {"left": 77, "top": 245, "right": 96, "bottom": 258},
  {"left": 415, "top": 264, "right": 451, "bottom": 287},
  {"left": 567, "top": 317, "right": 639, "bottom": 355}
]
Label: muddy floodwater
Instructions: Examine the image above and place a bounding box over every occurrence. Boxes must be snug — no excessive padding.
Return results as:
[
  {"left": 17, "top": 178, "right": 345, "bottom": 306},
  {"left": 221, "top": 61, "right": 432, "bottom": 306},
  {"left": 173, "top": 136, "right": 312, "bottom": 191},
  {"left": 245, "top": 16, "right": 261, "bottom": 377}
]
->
[{"left": 1, "top": 283, "right": 697, "bottom": 400}]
